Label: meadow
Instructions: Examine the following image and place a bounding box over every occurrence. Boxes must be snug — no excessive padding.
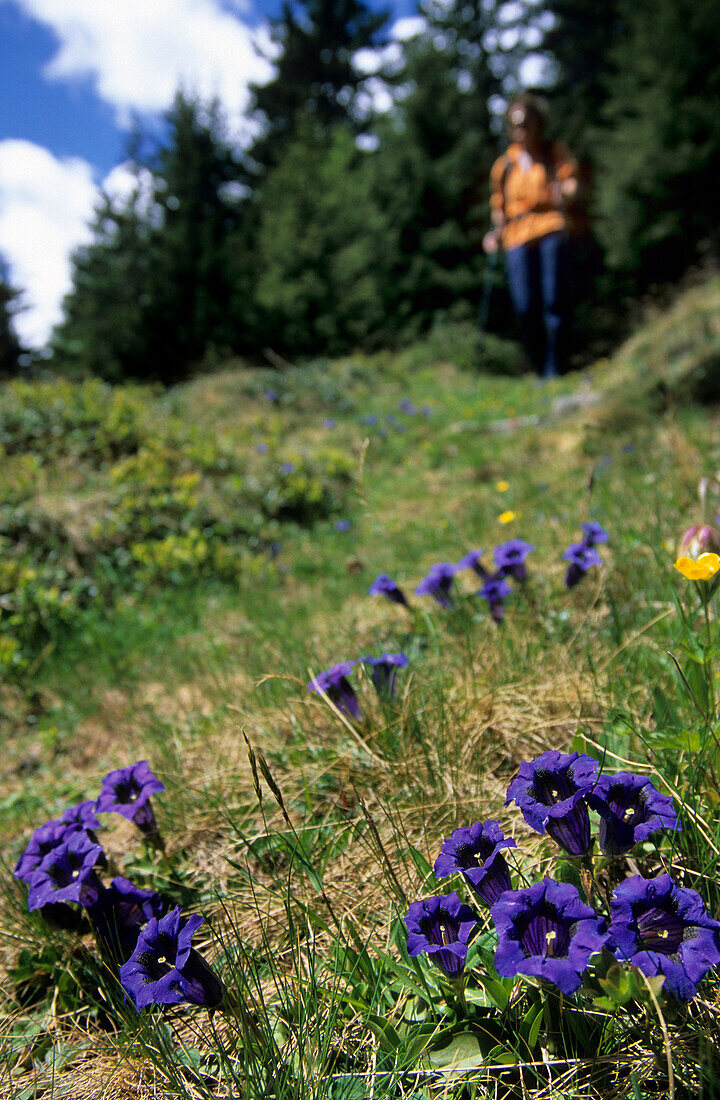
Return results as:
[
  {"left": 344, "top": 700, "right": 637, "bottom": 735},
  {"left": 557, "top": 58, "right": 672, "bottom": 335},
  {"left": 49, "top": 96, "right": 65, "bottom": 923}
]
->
[{"left": 3, "top": 277, "right": 720, "bottom": 1099}]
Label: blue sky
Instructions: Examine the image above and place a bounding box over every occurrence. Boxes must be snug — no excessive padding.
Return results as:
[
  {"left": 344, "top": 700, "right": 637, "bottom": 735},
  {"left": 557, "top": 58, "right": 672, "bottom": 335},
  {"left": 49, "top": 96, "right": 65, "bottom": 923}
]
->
[{"left": 0, "top": 0, "right": 422, "bottom": 348}]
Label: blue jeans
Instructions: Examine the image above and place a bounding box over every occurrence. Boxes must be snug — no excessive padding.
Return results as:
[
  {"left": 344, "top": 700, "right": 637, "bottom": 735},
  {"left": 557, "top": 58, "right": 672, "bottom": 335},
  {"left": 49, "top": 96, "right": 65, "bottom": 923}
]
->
[{"left": 505, "top": 231, "right": 569, "bottom": 378}]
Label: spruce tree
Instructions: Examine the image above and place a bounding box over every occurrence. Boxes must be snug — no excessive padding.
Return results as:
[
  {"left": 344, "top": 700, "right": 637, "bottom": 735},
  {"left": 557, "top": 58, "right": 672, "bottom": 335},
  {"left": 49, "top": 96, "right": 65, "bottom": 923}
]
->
[
  {"left": 0, "top": 257, "right": 24, "bottom": 374},
  {"left": 248, "top": 0, "right": 389, "bottom": 172}
]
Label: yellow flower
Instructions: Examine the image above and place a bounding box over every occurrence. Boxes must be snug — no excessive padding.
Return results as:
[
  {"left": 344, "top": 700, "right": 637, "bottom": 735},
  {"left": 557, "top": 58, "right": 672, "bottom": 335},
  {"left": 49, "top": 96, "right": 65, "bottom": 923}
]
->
[
  {"left": 674, "top": 553, "right": 720, "bottom": 580},
  {"left": 498, "top": 510, "right": 517, "bottom": 525},
  {"left": 495, "top": 479, "right": 510, "bottom": 492}
]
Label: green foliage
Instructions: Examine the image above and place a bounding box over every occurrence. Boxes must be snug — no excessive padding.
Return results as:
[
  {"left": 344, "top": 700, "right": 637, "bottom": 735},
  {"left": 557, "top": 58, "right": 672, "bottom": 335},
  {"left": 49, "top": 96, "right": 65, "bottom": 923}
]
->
[
  {"left": 255, "top": 125, "right": 389, "bottom": 355},
  {"left": 247, "top": 0, "right": 388, "bottom": 172},
  {"left": 592, "top": 0, "right": 720, "bottom": 279},
  {"left": 0, "top": 256, "right": 24, "bottom": 376}
]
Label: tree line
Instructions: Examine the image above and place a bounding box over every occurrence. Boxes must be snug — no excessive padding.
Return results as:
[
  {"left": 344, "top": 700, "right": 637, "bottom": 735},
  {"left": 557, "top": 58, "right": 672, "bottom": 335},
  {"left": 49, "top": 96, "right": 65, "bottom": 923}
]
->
[{"left": 2, "top": 0, "right": 719, "bottom": 381}]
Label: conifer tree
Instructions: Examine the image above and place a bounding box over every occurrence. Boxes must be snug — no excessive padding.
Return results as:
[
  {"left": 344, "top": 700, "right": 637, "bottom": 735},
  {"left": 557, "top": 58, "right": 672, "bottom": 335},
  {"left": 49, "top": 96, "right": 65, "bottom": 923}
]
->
[
  {"left": 0, "top": 257, "right": 24, "bottom": 374},
  {"left": 248, "top": 0, "right": 388, "bottom": 172}
]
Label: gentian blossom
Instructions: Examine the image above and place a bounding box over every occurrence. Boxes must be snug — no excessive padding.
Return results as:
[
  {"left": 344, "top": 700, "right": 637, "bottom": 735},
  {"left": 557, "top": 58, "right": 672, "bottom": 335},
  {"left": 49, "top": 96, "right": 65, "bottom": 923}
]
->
[
  {"left": 399, "top": 398, "right": 417, "bottom": 414},
  {"left": 506, "top": 750, "right": 599, "bottom": 856},
  {"left": 89, "top": 876, "right": 165, "bottom": 959},
  {"left": 26, "top": 831, "right": 104, "bottom": 912},
  {"left": 119, "top": 906, "right": 225, "bottom": 1009},
  {"left": 415, "top": 563, "right": 457, "bottom": 608},
  {"left": 405, "top": 892, "right": 478, "bottom": 978},
  {"left": 434, "top": 820, "right": 516, "bottom": 906},
  {"left": 308, "top": 662, "right": 361, "bottom": 719},
  {"left": 334, "top": 519, "right": 351, "bottom": 532},
  {"left": 14, "top": 819, "right": 78, "bottom": 885},
  {"left": 280, "top": 462, "right": 296, "bottom": 475},
  {"left": 608, "top": 875, "right": 720, "bottom": 1001},
  {"left": 456, "top": 550, "right": 488, "bottom": 579},
  {"left": 361, "top": 653, "right": 409, "bottom": 697},
  {"left": 61, "top": 800, "right": 101, "bottom": 834},
  {"left": 96, "top": 761, "right": 165, "bottom": 834},
  {"left": 563, "top": 542, "right": 603, "bottom": 589},
  {"left": 493, "top": 539, "right": 534, "bottom": 582},
  {"left": 588, "top": 772, "right": 681, "bottom": 856},
  {"left": 581, "top": 522, "right": 609, "bottom": 547},
  {"left": 479, "top": 575, "right": 512, "bottom": 623},
  {"left": 369, "top": 573, "right": 408, "bottom": 607},
  {"left": 492, "top": 878, "right": 608, "bottom": 994}
]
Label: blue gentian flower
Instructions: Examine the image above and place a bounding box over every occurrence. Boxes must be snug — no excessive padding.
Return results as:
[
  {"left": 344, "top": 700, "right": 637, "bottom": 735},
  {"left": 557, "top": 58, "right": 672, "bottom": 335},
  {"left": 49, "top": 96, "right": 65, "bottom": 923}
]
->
[
  {"left": 587, "top": 773, "right": 681, "bottom": 856},
  {"left": 119, "top": 906, "right": 225, "bottom": 1009},
  {"left": 361, "top": 414, "right": 378, "bottom": 427},
  {"left": 581, "top": 521, "right": 608, "bottom": 547},
  {"left": 421, "top": 406, "right": 432, "bottom": 417},
  {"left": 369, "top": 573, "right": 408, "bottom": 607},
  {"left": 61, "top": 801, "right": 101, "bottom": 833},
  {"left": 493, "top": 539, "right": 534, "bottom": 582},
  {"left": 280, "top": 462, "right": 296, "bottom": 475},
  {"left": 608, "top": 875, "right": 720, "bottom": 1001},
  {"left": 361, "top": 653, "right": 408, "bottom": 697},
  {"left": 323, "top": 418, "right": 337, "bottom": 429},
  {"left": 255, "top": 442, "right": 268, "bottom": 454},
  {"left": 89, "top": 876, "right": 165, "bottom": 959},
  {"left": 434, "top": 820, "right": 516, "bottom": 906},
  {"left": 492, "top": 878, "right": 608, "bottom": 994},
  {"left": 26, "top": 831, "right": 104, "bottom": 912},
  {"left": 405, "top": 892, "right": 478, "bottom": 978},
  {"left": 14, "top": 819, "right": 82, "bottom": 885},
  {"left": 96, "top": 762, "right": 165, "bottom": 834},
  {"left": 506, "top": 750, "right": 599, "bottom": 856},
  {"left": 308, "top": 662, "right": 361, "bottom": 719},
  {"left": 456, "top": 550, "right": 488, "bottom": 579},
  {"left": 479, "top": 575, "right": 512, "bottom": 623},
  {"left": 265, "top": 389, "right": 279, "bottom": 404},
  {"left": 563, "top": 543, "right": 603, "bottom": 588},
  {"left": 415, "top": 563, "right": 457, "bottom": 608},
  {"left": 398, "top": 399, "right": 417, "bottom": 415},
  {"left": 334, "top": 519, "right": 351, "bottom": 532}
]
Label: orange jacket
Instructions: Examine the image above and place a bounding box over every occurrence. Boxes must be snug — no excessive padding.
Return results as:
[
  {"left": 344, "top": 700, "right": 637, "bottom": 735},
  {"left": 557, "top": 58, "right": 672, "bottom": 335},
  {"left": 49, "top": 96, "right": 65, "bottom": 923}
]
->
[{"left": 490, "top": 142, "right": 578, "bottom": 251}]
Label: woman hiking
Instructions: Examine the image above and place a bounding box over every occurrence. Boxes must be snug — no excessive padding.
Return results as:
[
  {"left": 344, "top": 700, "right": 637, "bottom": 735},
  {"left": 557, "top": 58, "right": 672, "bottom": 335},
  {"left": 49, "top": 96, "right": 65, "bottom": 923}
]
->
[{"left": 483, "top": 93, "right": 579, "bottom": 379}]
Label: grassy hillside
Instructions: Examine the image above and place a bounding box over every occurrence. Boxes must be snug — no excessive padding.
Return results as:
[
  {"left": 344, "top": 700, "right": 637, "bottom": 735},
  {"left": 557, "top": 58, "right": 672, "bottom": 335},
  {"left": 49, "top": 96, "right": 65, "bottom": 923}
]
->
[{"left": 3, "top": 279, "right": 720, "bottom": 1098}]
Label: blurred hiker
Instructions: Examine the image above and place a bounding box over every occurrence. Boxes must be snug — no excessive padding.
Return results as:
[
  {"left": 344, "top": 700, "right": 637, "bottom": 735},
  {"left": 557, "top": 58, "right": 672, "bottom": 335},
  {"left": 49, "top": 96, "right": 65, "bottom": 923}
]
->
[{"left": 483, "top": 93, "right": 578, "bottom": 379}]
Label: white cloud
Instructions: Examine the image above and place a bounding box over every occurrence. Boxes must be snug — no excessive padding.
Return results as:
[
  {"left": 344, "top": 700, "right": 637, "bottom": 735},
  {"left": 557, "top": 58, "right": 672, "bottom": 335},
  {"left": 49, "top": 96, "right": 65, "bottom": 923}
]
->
[
  {"left": 8, "top": 0, "right": 276, "bottom": 130},
  {"left": 0, "top": 140, "right": 98, "bottom": 347}
]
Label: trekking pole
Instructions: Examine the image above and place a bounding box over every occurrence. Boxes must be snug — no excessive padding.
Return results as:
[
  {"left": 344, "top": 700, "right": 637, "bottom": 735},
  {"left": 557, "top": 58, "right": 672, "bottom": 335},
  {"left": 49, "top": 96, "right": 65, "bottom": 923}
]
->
[{"left": 477, "top": 245, "right": 499, "bottom": 332}]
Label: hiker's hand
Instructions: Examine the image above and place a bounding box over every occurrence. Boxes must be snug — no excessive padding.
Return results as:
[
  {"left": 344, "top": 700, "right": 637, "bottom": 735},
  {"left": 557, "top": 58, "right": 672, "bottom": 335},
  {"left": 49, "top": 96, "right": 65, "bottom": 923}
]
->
[{"left": 483, "top": 230, "right": 501, "bottom": 254}]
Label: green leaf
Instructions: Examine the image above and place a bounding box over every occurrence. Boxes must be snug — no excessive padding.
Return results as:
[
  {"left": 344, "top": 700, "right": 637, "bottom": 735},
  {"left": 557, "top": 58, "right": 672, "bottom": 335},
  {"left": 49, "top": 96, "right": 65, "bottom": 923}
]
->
[{"left": 425, "top": 1031, "right": 485, "bottom": 1073}]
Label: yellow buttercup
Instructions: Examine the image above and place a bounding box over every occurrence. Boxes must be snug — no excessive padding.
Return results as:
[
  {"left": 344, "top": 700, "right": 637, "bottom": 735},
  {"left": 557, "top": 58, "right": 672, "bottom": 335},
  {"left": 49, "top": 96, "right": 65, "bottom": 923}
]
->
[{"left": 674, "top": 553, "right": 720, "bottom": 581}]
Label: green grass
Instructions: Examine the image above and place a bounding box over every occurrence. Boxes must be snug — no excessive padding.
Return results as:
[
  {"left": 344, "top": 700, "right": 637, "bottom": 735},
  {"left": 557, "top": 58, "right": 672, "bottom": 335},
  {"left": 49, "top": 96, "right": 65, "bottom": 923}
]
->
[{"left": 4, "top": 282, "right": 720, "bottom": 1097}]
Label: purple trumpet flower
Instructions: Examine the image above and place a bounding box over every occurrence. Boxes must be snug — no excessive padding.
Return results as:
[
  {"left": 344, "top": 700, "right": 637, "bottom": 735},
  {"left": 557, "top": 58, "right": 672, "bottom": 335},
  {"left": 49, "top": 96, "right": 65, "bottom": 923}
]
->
[
  {"left": 564, "top": 543, "right": 603, "bottom": 589},
  {"left": 456, "top": 549, "right": 488, "bottom": 579},
  {"left": 405, "top": 892, "right": 479, "bottom": 978},
  {"left": 89, "top": 876, "right": 165, "bottom": 959},
  {"left": 361, "top": 653, "right": 409, "bottom": 697},
  {"left": 434, "top": 820, "right": 516, "bottom": 906},
  {"left": 14, "top": 819, "right": 78, "bottom": 885},
  {"left": 61, "top": 800, "right": 101, "bottom": 833},
  {"left": 308, "top": 662, "right": 361, "bottom": 719},
  {"left": 492, "top": 878, "right": 608, "bottom": 995},
  {"left": 506, "top": 750, "right": 599, "bottom": 856},
  {"left": 493, "top": 539, "right": 534, "bottom": 582},
  {"left": 608, "top": 875, "right": 720, "bottom": 1001},
  {"left": 26, "top": 831, "right": 104, "bottom": 912},
  {"left": 581, "top": 521, "right": 608, "bottom": 547},
  {"left": 369, "top": 573, "right": 408, "bottom": 606},
  {"left": 96, "top": 761, "right": 165, "bottom": 834},
  {"left": 479, "top": 574, "right": 512, "bottom": 623},
  {"left": 119, "top": 906, "right": 225, "bottom": 1009},
  {"left": 415, "top": 563, "right": 457, "bottom": 609},
  {"left": 587, "top": 773, "right": 681, "bottom": 856}
]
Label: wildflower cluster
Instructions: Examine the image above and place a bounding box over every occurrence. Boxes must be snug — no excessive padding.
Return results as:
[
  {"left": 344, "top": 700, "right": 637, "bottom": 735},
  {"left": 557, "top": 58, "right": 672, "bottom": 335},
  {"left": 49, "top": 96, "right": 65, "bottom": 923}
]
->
[
  {"left": 308, "top": 653, "right": 409, "bottom": 719},
  {"left": 406, "top": 749, "right": 720, "bottom": 1004},
  {"left": 563, "top": 521, "right": 607, "bottom": 588},
  {"left": 13, "top": 761, "right": 224, "bottom": 1011}
]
